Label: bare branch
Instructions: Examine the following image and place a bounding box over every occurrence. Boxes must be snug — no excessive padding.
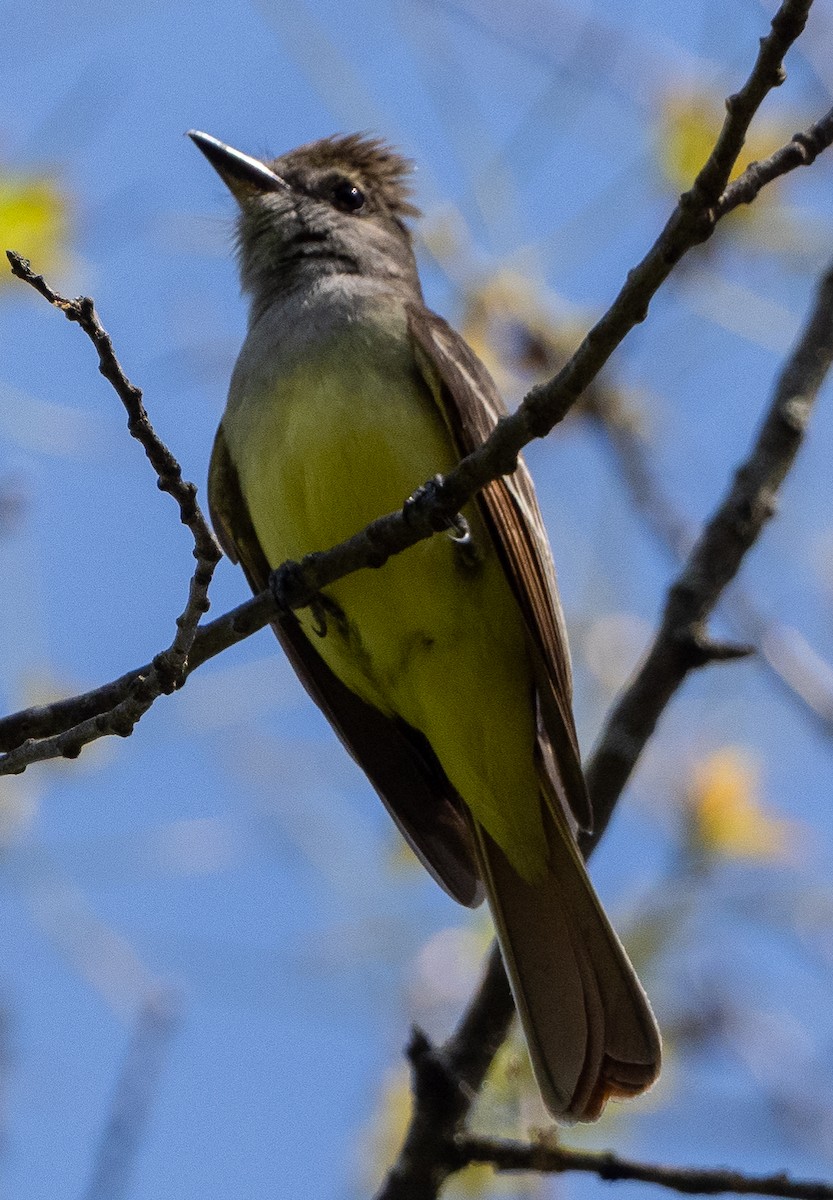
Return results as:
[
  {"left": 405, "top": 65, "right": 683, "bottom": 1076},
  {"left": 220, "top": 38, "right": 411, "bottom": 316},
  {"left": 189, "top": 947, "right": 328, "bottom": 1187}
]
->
[
  {"left": 454, "top": 1136, "right": 833, "bottom": 1200},
  {"left": 2, "top": 253, "right": 223, "bottom": 772},
  {"left": 5, "top": 253, "right": 221, "bottom": 590},
  {"left": 584, "top": 367, "right": 833, "bottom": 749},
  {"left": 376, "top": 945, "right": 514, "bottom": 1200},
  {"left": 716, "top": 105, "right": 833, "bottom": 219},
  {"left": 0, "top": 590, "right": 274, "bottom": 758},
  {"left": 583, "top": 257, "right": 833, "bottom": 851}
]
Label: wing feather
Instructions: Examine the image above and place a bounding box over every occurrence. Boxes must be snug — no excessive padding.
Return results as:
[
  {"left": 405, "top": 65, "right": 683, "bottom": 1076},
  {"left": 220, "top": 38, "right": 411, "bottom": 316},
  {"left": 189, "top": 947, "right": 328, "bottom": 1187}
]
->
[{"left": 407, "top": 305, "right": 592, "bottom": 830}]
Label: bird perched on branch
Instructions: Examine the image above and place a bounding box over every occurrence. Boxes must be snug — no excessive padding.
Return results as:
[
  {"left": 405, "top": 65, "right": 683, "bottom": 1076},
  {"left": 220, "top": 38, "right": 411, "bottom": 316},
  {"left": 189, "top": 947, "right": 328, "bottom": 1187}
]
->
[{"left": 190, "top": 128, "right": 661, "bottom": 1121}]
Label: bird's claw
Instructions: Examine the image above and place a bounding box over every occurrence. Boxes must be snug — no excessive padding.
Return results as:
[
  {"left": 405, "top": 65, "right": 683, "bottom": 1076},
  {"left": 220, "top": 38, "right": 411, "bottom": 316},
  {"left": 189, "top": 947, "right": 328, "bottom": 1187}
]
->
[
  {"left": 404, "top": 474, "right": 451, "bottom": 532},
  {"left": 270, "top": 560, "right": 307, "bottom": 612}
]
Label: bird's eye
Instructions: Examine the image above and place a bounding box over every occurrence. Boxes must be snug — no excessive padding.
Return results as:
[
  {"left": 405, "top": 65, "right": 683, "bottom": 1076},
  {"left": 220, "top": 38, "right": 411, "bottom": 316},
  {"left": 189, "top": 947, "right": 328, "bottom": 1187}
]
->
[{"left": 332, "top": 180, "right": 366, "bottom": 212}]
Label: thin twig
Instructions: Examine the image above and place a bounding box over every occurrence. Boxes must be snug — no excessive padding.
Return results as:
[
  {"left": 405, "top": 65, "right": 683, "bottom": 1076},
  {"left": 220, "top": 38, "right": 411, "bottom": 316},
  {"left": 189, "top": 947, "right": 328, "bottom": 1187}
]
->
[
  {"left": 79, "top": 987, "right": 180, "bottom": 1200},
  {"left": 454, "top": 1136, "right": 833, "bottom": 1200},
  {"left": 5, "top": 254, "right": 220, "bottom": 588},
  {"left": 2, "top": 253, "right": 222, "bottom": 771},
  {"left": 716, "top": 105, "right": 833, "bottom": 218},
  {"left": 0, "top": 590, "right": 275, "bottom": 762}
]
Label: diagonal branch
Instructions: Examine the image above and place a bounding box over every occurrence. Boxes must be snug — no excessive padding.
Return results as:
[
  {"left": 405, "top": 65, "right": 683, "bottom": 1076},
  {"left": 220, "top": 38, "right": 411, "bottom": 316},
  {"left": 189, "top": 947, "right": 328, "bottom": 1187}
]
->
[
  {"left": 80, "top": 987, "right": 180, "bottom": 1200},
  {"left": 0, "top": 589, "right": 273, "bottom": 757},
  {"left": 5, "top": 253, "right": 221, "bottom": 589},
  {"left": 584, "top": 365, "right": 833, "bottom": 750},
  {"left": 583, "top": 257, "right": 833, "bottom": 850}
]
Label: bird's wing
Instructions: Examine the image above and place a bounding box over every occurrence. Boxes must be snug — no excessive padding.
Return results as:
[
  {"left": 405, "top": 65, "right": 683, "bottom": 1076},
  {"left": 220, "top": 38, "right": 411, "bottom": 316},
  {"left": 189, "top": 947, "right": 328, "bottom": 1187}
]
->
[
  {"left": 407, "top": 309, "right": 664, "bottom": 1121},
  {"left": 208, "top": 425, "right": 484, "bottom": 908},
  {"left": 407, "top": 304, "right": 592, "bottom": 831}
]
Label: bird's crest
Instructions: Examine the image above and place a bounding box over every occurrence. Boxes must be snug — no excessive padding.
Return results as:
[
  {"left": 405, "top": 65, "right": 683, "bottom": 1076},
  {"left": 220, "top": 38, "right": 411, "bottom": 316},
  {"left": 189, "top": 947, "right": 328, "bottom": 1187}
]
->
[{"left": 274, "top": 133, "right": 420, "bottom": 218}]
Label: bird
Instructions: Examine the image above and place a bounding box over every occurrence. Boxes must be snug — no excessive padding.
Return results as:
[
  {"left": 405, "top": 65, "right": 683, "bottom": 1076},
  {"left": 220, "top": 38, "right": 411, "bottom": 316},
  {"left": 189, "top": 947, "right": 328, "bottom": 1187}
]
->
[{"left": 189, "top": 128, "right": 661, "bottom": 1121}]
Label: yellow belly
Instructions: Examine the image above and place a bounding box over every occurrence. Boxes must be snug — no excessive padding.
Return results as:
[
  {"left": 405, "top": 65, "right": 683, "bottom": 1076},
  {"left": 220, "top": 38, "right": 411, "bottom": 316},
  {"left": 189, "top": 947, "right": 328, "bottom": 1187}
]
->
[{"left": 226, "top": 347, "right": 548, "bottom": 878}]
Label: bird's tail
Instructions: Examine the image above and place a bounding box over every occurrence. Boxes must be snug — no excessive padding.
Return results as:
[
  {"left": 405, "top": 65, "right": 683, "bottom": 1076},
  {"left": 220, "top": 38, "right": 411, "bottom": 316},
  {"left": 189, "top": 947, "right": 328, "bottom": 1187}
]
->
[{"left": 472, "top": 801, "right": 661, "bottom": 1122}]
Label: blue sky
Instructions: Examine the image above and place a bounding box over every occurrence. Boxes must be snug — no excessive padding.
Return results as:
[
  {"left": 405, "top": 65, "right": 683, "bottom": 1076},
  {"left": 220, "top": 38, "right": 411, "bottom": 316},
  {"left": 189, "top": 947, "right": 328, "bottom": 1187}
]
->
[{"left": 3, "top": 2, "right": 833, "bottom": 1198}]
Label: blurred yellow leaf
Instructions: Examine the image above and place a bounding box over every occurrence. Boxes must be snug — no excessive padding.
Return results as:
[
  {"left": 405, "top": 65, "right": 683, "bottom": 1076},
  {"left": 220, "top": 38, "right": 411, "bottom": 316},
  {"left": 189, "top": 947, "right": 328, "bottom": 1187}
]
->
[
  {"left": 356, "top": 1064, "right": 412, "bottom": 1191},
  {"left": 657, "top": 90, "right": 794, "bottom": 200},
  {"left": 687, "top": 747, "right": 795, "bottom": 861},
  {"left": 0, "top": 171, "right": 68, "bottom": 283},
  {"left": 458, "top": 274, "right": 520, "bottom": 390}
]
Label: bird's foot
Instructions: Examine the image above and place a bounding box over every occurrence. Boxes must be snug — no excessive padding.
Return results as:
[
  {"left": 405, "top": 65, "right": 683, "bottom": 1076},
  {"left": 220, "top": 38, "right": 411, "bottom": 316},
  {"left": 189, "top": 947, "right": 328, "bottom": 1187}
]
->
[
  {"left": 269, "top": 559, "right": 309, "bottom": 613},
  {"left": 404, "top": 474, "right": 454, "bottom": 533}
]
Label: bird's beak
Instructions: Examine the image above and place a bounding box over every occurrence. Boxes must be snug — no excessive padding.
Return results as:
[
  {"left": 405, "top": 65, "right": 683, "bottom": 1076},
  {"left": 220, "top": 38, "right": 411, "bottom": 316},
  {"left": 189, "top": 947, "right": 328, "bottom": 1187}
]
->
[{"left": 188, "top": 131, "right": 290, "bottom": 198}]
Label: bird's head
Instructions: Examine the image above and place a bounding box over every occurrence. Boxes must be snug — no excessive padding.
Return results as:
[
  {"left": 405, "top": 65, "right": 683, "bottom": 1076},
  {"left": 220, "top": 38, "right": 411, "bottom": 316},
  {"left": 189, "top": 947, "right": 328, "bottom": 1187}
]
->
[{"left": 189, "top": 130, "right": 422, "bottom": 305}]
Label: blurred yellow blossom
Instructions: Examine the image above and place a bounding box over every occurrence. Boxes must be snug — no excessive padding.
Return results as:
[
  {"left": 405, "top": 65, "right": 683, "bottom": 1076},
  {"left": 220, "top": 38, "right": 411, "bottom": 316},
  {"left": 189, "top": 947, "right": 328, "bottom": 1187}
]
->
[
  {"left": 459, "top": 272, "right": 529, "bottom": 390},
  {"left": 657, "top": 89, "right": 794, "bottom": 199},
  {"left": 356, "top": 1064, "right": 412, "bottom": 1193},
  {"left": 0, "top": 171, "right": 68, "bottom": 284},
  {"left": 687, "top": 747, "right": 795, "bottom": 861}
]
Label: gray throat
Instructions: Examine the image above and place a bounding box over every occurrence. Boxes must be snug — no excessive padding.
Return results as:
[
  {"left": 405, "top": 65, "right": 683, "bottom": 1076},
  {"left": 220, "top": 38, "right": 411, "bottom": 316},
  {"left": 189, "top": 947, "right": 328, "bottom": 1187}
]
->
[{"left": 246, "top": 248, "right": 424, "bottom": 331}]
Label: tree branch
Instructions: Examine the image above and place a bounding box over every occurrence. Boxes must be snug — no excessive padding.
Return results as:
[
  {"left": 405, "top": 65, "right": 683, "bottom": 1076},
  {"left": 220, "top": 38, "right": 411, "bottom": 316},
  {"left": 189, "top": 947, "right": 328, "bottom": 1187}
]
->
[
  {"left": 454, "top": 1136, "right": 833, "bottom": 1200},
  {"left": 583, "top": 256, "right": 833, "bottom": 851},
  {"left": 376, "top": 944, "right": 514, "bottom": 1200},
  {"left": 5, "top": 253, "right": 221, "bottom": 597},
  {"left": 0, "top": 590, "right": 275, "bottom": 765},
  {"left": 2, "top": 252, "right": 222, "bottom": 770},
  {"left": 583, "top": 355, "right": 833, "bottom": 751},
  {"left": 716, "top": 105, "right": 833, "bottom": 219}
]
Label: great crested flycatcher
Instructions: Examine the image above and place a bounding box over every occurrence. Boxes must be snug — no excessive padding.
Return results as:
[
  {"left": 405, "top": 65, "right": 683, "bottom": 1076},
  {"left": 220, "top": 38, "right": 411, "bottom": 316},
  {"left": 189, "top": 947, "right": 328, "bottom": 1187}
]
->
[{"left": 190, "top": 129, "right": 660, "bottom": 1121}]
